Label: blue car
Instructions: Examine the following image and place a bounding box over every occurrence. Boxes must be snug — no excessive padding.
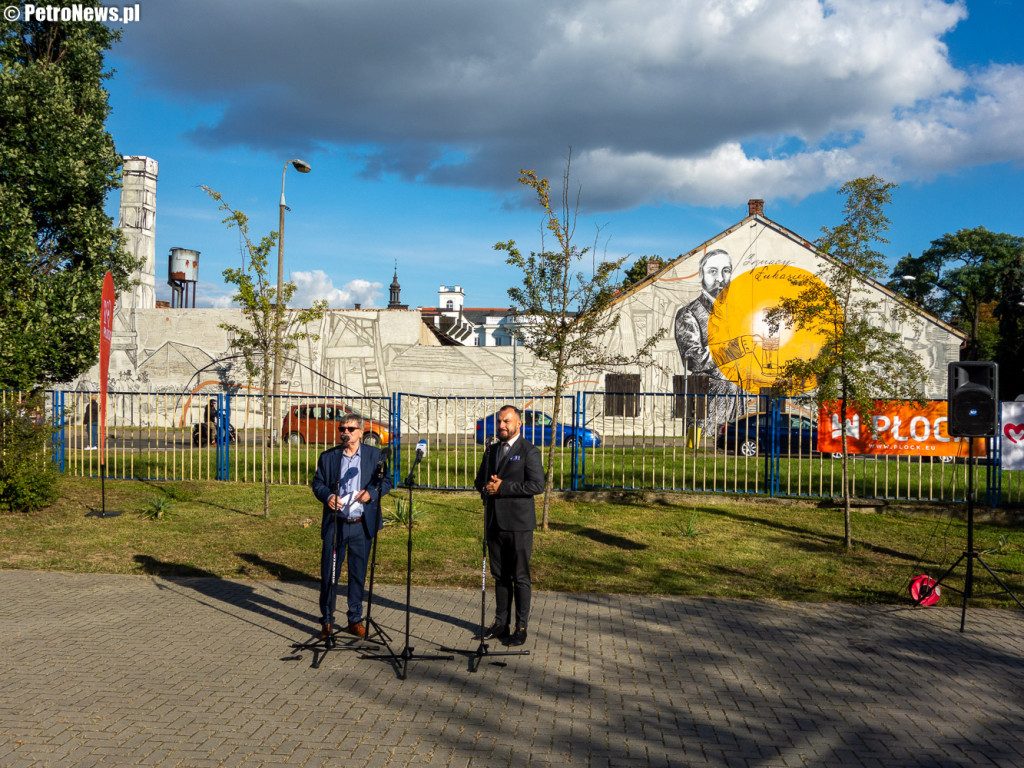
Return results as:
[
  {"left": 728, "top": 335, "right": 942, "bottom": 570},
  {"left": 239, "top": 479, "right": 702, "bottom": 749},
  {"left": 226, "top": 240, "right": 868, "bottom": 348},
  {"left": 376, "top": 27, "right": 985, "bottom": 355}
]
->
[
  {"left": 475, "top": 410, "right": 601, "bottom": 448},
  {"left": 716, "top": 413, "right": 819, "bottom": 457}
]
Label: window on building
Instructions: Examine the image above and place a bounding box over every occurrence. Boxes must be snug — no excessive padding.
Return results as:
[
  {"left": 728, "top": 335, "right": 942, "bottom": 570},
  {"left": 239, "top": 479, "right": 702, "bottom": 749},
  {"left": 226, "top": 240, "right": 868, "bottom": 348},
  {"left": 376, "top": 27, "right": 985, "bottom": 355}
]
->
[
  {"left": 445, "top": 300, "right": 454, "bottom": 310},
  {"left": 673, "top": 374, "right": 708, "bottom": 420},
  {"left": 605, "top": 373, "right": 641, "bottom": 417}
]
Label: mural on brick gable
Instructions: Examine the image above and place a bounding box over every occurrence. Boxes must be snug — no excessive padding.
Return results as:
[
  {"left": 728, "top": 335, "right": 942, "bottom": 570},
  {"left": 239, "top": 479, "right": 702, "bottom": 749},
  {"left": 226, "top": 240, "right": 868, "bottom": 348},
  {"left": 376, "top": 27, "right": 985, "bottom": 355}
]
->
[
  {"left": 673, "top": 247, "right": 832, "bottom": 426},
  {"left": 604, "top": 217, "right": 964, "bottom": 428}
]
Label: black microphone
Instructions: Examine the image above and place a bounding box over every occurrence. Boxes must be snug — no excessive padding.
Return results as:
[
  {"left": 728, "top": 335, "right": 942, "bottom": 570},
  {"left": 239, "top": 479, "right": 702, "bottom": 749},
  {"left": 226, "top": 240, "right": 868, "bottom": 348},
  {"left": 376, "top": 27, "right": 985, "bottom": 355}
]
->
[
  {"left": 410, "top": 440, "right": 427, "bottom": 469},
  {"left": 373, "top": 446, "right": 391, "bottom": 481},
  {"left": 484, "top": 435, "right": 499, "bottom": 498}
]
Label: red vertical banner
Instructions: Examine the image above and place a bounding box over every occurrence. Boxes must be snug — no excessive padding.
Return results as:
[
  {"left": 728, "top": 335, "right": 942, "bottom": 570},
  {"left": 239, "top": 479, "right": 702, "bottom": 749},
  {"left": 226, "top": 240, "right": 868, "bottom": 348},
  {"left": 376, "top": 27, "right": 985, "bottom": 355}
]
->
[{"left": 99, "top": 272, "right": 115, "bottom": 466}]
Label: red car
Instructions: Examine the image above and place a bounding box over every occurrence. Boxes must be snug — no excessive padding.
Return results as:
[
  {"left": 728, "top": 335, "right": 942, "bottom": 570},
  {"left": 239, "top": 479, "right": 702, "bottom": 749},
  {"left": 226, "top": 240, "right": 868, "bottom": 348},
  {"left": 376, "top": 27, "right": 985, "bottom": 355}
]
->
[{"left": 281, "top": 403, "right": 390, "bottom": 447}]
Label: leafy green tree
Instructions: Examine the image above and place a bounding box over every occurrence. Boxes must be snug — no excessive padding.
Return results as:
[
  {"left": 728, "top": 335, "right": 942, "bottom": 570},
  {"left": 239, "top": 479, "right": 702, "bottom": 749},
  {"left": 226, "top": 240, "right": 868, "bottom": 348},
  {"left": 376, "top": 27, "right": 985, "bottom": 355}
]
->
[
  {"left": 495, "top": 155, "right": 664, "bottom": 529},
  {"left": 0, "top": 392, "right": 61, "bottom": 513},
  {"left": 203, "top": 187, "right": 326, "bottom": 518},
  {"left": 768, "top": 177, "right": 926, "bottom": 550},
  {"left": 621, "top": 255, "right": 667, "bottom": 290},
  {"left": 888, "top": 228, "right": 1024, "bottom": 362},
  {"left": 995, "top": 251, "right": 1024, "bottom": 400},
  {"left": 0, "top": 3, "right": 137, "bottom": 389}
]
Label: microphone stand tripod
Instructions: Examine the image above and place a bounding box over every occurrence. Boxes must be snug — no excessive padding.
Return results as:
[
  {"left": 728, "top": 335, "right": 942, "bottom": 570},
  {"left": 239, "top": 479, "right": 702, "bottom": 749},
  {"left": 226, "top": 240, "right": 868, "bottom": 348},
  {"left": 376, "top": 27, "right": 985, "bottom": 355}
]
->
[
  {"left": 291, "top": 482, "right": 352, "bottom": 669},
  {"left": 364, "top": 448, "right": 453, "bottom": 679},
  {"left": 363, "top": 453, "right": 394, "bottom": 651},
  {"left": 442, "top": 437, "right": 529, "bottom": 671},
  {"left": 915, "top": 438, "right": 1024, "bottom": 630},
  {"left": 292, "top": 441, "right": 383, "bottom": 669}
]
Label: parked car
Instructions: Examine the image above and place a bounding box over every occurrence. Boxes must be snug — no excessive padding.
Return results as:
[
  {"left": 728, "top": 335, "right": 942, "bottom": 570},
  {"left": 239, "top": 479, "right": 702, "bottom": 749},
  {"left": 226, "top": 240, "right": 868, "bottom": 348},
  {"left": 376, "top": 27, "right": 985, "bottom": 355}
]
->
[
  {"left": 717, "top": 413, "right": 822, "bottom": 457},
  {"left": 282, "top": 403, "right": 390, "bottom": 446},
  {"left": 475, "top": 409, "right": 601, "bottom": 448}
]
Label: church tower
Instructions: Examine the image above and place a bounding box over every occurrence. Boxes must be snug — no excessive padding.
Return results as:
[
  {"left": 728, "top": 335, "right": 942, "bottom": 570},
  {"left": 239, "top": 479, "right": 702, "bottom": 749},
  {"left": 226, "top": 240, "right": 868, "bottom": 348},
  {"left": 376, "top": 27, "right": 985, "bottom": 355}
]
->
[{"left": 388, "top": 263, "right": 408, "bottom": 309}]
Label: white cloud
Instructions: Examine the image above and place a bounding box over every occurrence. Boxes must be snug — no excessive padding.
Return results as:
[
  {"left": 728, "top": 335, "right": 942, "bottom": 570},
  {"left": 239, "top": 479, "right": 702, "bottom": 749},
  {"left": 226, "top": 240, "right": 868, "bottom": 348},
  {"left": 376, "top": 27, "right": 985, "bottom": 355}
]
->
[
  {"left": 113, "top": 0, "right": 1023, "bottom": 208},
  {"left": 291, "top": 270, "right": 383, "bottom": 309},
  {"left": 195, "top": 281, "right": 236, "bottom": 309},
  {"left": 192, "top": 272, "right": 381, "bottom": 309}
]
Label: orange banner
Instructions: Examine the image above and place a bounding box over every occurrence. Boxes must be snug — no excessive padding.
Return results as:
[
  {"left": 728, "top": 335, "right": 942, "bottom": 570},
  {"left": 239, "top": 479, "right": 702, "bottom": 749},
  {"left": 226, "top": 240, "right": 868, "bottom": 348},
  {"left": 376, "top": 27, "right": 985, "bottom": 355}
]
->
[{"left": 817, "top": 401, "right": 986, "bottom": 458}]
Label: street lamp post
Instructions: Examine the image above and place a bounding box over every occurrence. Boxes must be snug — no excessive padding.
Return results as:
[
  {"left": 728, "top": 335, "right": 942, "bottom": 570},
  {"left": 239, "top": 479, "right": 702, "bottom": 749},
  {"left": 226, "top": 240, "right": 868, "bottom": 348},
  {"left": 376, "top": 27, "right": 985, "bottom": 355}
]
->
[
  {"left": 509, "top": 308, "right": 518, "bottom": 399},
  {"left": 272, "top": 158, "right": 312, "bottom": 443}
]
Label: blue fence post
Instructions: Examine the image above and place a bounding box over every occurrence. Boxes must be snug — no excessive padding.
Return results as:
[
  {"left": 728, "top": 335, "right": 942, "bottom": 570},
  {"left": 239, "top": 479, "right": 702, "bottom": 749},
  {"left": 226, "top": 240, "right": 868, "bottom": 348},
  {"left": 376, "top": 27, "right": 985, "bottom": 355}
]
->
[
  {"left": 218, "top": 393, "right": 231, "bottom": 481},
  {"left": 571, "top": 392, "right": 582, "bottom": 491},
  {"left": 391, "top": 392, "right": 401, "bottom": 488},
  {"left": 766, "top": 395, "right": 780, "bottom": 498},
  {"left": 214, "top": 392, "right": 226, "bottom": 481},
  {"left": 986, "top": 434, "right": 1001, "bottom": 508},
  {"left": 52, "top": 389, "right": 65, "bottom": 472}
]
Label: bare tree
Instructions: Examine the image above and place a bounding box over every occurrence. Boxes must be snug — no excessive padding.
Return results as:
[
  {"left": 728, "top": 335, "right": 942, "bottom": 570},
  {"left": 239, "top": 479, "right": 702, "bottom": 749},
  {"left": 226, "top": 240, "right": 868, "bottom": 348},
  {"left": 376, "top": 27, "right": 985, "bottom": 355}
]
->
[
  {"left": 767, "top": 177, "right": 926, "bottom": 549},
  {"left": 203, "top": 187, "right": 326, "bottom": 518},
  {"left": 494, "top": 152, "right": 664, "bottom": 529}
]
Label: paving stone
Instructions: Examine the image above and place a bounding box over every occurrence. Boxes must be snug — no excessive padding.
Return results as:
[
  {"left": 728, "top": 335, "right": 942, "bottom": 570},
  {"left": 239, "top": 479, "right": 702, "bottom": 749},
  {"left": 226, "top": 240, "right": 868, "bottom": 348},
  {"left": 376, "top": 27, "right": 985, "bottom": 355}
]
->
[{"left": 2, "top": 571, "right": 1023, "bottom": 767}]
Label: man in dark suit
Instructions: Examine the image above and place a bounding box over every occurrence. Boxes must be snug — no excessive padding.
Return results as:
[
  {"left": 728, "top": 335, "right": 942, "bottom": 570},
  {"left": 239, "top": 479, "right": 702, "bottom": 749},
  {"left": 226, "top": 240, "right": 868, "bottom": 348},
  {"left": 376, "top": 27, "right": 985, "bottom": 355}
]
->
[
  {"left": 474, "top": 405, "right": 545, "bottom": 646},
  {"left": 312, "top": 413, "right": 392, "bottom": 639}
]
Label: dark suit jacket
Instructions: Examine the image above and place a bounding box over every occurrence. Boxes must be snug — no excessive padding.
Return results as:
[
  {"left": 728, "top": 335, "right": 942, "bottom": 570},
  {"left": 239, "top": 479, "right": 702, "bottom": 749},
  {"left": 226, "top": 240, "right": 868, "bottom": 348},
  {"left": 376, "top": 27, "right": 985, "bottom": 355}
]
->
[
  {"left": 474, "top": 437, "right": 545, "bottom": 531},
  {"left": 312, "top": 443, "right": 392, "bottom": 540}
]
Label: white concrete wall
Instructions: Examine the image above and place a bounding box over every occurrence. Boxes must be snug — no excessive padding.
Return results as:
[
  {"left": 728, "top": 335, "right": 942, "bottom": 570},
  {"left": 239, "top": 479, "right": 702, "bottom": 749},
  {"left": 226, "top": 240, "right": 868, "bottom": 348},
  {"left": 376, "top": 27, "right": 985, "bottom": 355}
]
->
[{"left": 69, "top": 216, "right": 962, "bottom": 436}]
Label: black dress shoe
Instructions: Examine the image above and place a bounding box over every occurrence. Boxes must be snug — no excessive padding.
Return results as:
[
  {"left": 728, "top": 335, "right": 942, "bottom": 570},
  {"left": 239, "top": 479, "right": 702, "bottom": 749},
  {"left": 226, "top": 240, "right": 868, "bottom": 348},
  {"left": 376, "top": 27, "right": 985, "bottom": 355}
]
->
[
  {"left": 508, "top": 627, "right": 528, "bottom": 646},
  {"left": 483, "top": 621, "right": 509, "bottom": 639}
]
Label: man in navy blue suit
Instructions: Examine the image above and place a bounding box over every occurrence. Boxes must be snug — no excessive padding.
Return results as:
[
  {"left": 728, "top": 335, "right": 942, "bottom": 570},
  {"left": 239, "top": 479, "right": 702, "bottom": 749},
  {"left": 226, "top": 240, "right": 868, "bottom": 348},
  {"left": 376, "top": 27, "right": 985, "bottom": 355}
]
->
[
  {"left": 312, "top": 413, "right": 392, "bottom": 639},
  {"left": 474, "top": 405, "right": 545, "bottom": 646}
]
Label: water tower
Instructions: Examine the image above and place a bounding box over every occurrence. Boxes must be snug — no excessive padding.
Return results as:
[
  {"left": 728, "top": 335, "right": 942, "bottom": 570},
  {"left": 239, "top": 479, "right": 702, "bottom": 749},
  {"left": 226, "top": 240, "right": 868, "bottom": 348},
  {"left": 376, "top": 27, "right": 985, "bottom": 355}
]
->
[{"left": 168, "top": 248, "right": 199, "bottom": 308}]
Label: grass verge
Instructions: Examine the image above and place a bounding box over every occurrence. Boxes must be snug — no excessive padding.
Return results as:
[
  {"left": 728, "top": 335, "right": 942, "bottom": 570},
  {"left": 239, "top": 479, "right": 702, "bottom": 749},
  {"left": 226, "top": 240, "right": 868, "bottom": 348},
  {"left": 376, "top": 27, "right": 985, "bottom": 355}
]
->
[{"left": 1, "top": 477, "right": 1022, "bottom": 606}]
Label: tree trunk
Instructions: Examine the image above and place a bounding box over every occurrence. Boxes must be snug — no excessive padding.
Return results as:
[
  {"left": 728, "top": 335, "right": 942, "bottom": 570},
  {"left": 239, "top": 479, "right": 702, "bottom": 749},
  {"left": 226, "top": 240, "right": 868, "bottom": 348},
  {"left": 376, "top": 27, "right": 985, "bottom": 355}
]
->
[
  {"left": 540, "top": 369, "right": 565, "bottom": 531},
  {"left": 839, "top": 397, "right": 852, "bottom": 550}
]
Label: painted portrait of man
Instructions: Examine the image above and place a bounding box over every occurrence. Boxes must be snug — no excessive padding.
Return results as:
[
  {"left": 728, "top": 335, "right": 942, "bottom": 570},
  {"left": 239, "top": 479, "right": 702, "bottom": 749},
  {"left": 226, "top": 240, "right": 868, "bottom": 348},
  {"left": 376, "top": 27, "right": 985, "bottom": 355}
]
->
[{"left": 674, "top": 248, "right": 745, "bottom": 427}]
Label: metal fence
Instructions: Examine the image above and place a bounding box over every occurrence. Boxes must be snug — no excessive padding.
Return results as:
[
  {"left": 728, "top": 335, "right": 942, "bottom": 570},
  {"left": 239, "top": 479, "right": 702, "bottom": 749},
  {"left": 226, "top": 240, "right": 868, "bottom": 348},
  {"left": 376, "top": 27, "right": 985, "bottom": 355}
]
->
[{"left": 32, "top": 389, "right": 1023, "bottom": 506}]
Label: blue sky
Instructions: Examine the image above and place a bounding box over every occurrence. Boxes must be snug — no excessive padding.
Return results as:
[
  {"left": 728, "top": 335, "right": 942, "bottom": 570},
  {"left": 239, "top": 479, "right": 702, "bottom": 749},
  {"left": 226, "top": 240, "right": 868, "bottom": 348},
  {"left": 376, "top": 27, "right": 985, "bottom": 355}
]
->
[{"left": 101, "top": 0, "right": 1024, "bottom": 311}]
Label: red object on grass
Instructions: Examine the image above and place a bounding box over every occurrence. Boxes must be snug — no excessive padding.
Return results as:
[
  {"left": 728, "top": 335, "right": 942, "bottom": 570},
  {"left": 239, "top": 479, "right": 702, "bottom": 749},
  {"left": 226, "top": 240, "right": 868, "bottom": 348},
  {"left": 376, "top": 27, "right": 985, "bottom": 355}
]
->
[{"left": 910, "top": 574, "right": 941, "bottom": 606}]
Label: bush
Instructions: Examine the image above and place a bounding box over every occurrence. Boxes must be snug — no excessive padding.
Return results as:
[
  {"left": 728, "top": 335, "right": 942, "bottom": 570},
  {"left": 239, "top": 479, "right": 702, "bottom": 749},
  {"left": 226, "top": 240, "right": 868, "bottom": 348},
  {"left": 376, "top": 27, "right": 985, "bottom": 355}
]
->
[{"left": 0, "top": 394, "right": 62, "bottom": 513}]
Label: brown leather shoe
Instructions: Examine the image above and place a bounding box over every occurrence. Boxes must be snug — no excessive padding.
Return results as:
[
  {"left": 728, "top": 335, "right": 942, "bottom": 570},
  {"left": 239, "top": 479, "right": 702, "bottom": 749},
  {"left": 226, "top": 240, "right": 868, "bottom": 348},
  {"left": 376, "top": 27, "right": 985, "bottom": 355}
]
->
[
  {"left": 345, "top": 621, "right": 366, "bottom": 638},
  {"left": 319, "top": 623, "right": 331, "bottom": 639}
]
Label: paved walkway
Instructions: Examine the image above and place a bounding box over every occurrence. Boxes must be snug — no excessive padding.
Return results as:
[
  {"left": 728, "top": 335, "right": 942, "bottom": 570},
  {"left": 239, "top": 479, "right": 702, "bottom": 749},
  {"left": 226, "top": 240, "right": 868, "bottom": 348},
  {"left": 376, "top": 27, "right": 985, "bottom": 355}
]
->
[{"left": 1, "top": 570, "right": 1023, "bottom": 767}]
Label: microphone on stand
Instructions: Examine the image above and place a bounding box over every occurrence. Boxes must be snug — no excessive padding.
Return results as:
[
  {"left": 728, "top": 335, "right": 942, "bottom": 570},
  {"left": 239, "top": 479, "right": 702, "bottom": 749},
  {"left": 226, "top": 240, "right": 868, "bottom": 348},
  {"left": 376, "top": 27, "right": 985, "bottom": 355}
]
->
[
  {"left": 484, "top": 435, "right": 499, "bottom": 498},
  {"left": 404, "top": 440, "right": 428, "bottom": 486},
  {"left": 373, "top": 445, "right": 391, "bottom": 481}
]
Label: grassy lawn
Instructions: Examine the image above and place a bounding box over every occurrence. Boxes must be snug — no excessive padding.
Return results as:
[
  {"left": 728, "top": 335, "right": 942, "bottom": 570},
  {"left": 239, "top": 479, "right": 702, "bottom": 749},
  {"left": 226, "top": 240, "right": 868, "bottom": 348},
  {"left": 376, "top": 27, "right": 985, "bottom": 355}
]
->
[
  {"left": 61, "top": 439, "right": 994, "bottom": 506},
  {"left": 2, "top": 476, "right": 1022, "bottom": 607}
]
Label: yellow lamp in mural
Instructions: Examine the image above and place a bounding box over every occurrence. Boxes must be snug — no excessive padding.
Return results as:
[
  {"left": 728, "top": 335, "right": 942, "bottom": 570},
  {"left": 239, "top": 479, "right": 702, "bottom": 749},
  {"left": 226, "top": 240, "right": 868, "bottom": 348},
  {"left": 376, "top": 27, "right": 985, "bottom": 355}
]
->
[{"left": 707, "top": 265, "right": 832, "bottom": 394}]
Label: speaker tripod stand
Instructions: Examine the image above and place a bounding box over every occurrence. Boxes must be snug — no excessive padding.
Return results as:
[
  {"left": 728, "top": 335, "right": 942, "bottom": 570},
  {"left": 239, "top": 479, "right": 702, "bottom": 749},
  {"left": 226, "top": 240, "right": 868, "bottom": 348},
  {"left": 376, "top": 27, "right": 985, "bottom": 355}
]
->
[{"left": 915, "top": 439, "right": 1024, "bottom": 631}]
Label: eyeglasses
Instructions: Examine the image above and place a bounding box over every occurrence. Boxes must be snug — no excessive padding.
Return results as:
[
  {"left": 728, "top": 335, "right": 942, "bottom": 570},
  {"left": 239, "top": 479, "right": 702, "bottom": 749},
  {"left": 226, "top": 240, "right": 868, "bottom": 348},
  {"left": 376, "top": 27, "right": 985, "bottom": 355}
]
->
[{"left": 340, "top": 426, "right": 360, "bottom": 433}]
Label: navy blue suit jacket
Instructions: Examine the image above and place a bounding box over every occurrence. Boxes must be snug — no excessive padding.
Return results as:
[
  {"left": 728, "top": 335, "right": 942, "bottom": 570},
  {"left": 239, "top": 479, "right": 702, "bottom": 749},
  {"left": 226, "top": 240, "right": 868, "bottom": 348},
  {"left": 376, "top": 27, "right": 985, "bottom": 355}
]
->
[{"left": 312, "top": 443, "right": 392, "bottom": 540}]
